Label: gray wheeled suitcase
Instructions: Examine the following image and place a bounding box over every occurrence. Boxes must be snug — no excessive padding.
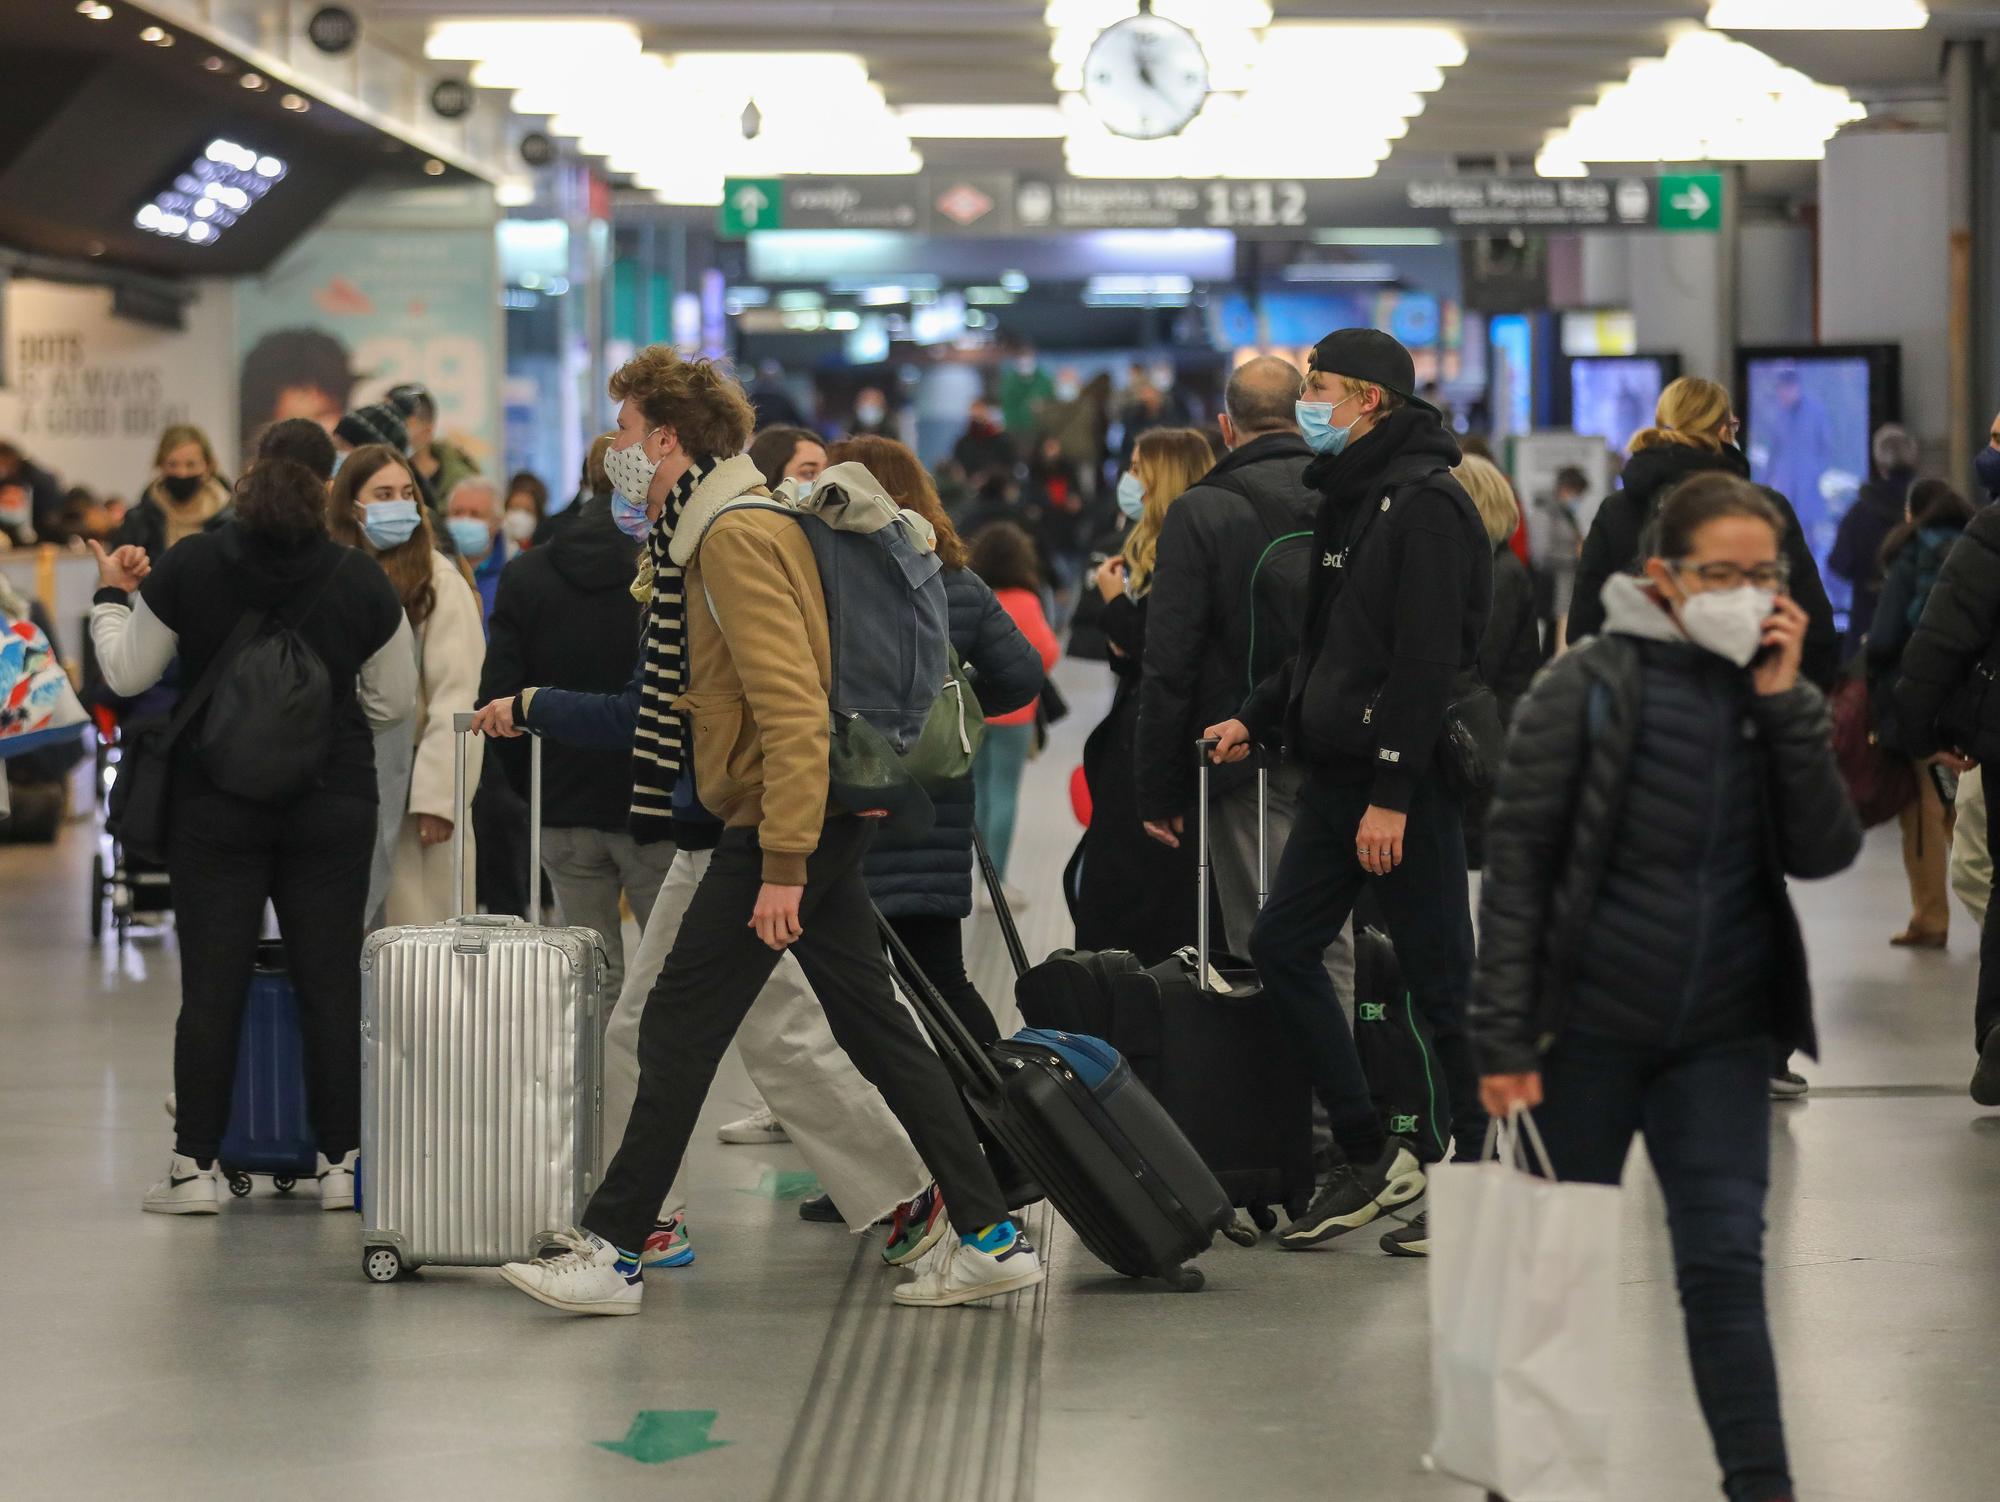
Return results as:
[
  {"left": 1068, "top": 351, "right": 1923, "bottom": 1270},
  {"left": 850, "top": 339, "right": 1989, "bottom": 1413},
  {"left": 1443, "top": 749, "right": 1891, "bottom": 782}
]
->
[{"left": 358, "top": 715, "right": 607, "bottom": 1284}]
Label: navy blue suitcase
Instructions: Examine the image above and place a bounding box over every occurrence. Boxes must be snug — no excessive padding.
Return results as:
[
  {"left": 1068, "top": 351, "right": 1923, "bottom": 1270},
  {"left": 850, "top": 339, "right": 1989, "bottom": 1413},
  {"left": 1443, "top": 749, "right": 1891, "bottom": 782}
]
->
[
  {"left": 879, "top": 911, "right": 1232, "bottom": 1291},
  {"left": 216, "top": 941, "right": 319, "bottom": 1198}
]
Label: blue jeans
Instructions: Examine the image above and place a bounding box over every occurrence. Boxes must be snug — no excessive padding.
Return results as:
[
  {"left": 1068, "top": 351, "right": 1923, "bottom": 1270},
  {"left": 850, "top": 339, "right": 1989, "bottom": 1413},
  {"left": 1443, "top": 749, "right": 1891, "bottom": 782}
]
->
[
  {"left": 1533, "top": 1032, "right": 1791, "bottom": 1502},
  {"left": 1247, "top": 768, "right": 1483, "bottom": 1163},
  {"left": 973, "top": 722, "right": 1034, "bottom": 882}
]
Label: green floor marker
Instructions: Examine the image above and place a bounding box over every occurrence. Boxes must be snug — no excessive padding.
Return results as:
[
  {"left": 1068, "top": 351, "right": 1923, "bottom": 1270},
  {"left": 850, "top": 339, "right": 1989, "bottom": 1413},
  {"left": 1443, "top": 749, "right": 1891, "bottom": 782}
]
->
[
  {"left": 596, "top": 1409, "right": 730, "bottom": 1465},
  {"left": 748, "top": 1168, "right": 820, "bottom": 1201}
]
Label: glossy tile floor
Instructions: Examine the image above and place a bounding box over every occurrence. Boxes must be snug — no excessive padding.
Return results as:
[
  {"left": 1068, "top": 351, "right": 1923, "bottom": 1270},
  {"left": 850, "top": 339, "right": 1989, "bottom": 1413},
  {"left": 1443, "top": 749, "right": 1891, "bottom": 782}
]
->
[{"left": 4, "top": 659, "right": 1998, "bottom": 1502}]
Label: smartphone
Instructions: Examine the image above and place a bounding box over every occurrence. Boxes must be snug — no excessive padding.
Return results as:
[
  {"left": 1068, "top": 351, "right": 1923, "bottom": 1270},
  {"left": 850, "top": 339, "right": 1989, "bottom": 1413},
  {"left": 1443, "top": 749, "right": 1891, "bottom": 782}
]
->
[{"left": 1930, "top": 763, "right": 1960, "bottom": 808}]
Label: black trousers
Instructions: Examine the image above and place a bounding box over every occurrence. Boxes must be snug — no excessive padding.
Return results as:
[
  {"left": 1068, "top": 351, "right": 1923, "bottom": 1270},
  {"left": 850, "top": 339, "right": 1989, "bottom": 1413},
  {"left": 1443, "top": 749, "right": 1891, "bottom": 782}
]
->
[
  {"left": 886, "top": 912, "right": 1000, "bottom": 1046},
  {"left": 1979, "top": 788, "right": 2000, "bottom": 1052},
  {"left": 167, "top": 784, "right": 375, "bottom": 1161},
  {"left": 585, "top": 818, "right": 1010, "bottom": 1254}
]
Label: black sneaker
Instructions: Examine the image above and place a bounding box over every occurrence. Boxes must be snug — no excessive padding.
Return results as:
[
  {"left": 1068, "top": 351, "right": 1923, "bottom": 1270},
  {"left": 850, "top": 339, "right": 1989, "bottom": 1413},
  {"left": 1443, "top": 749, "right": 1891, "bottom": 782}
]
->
[
  {"left": 1769, "top": 1071, "right": 1809, "bottom": 1101},
  {"left": 1973, "top": 1028, "right": 2000, "bottom": 1107},
  {"left": 1279, "top": 1138, "right": 1425, "bottom": 1249},
  {"left": 1379, "top": 1211, "right": 1429, "bottom": 1258},
  {"left": 797, "top": 1193, "right": 842, "bottom": 1223}
]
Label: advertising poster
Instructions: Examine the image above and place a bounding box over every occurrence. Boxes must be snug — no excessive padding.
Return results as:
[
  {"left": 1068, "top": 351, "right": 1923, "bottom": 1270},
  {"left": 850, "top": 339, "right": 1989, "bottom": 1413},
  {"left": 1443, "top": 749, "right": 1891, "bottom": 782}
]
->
[{"left": 233, "top": 224, "right": 499, "bottom": 470}]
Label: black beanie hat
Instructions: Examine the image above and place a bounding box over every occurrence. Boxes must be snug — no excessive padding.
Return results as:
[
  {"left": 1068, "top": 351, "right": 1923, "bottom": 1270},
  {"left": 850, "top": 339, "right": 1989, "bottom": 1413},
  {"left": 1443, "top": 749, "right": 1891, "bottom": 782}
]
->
[{"left": 336, "top": 391, "right": 416, "bottom": 455}]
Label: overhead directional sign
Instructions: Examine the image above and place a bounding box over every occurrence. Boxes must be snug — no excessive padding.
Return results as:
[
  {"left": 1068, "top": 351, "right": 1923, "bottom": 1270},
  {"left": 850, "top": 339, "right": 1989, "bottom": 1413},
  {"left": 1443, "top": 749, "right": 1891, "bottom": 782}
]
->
[
  {"left": 716, "top": 174, "right": 1722, "bottom": 238},
  {"left": 1656, "top": 171, "right": 1724, "bottom": 233}
]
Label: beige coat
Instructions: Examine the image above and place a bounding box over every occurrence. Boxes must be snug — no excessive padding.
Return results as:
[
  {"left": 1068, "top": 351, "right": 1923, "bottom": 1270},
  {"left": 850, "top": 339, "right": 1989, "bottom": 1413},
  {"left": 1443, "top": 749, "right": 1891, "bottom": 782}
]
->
[{"left": 384, "top": 549, "right": 485, "bottom": 924}]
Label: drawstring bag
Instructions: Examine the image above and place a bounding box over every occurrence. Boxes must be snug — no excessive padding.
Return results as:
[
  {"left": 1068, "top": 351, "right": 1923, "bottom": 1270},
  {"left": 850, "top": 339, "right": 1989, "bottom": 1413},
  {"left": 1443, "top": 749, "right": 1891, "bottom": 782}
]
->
[{"left": 901, "top": 646, "right": 986, "bottom": 791}]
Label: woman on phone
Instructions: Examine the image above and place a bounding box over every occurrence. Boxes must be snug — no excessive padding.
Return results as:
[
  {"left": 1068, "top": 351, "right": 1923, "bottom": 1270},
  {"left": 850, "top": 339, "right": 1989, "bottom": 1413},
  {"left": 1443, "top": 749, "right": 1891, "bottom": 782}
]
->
[{"left": 1471, "top": 473, "right": 1860, "bottom": 1502}]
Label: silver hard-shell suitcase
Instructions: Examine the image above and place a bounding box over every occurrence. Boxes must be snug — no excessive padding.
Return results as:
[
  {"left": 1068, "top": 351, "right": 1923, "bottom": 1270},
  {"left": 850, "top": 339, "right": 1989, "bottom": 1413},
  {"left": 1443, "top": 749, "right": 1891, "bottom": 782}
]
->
[{"left": 358, "top": 715, "right": 607, "bottom": 1283}]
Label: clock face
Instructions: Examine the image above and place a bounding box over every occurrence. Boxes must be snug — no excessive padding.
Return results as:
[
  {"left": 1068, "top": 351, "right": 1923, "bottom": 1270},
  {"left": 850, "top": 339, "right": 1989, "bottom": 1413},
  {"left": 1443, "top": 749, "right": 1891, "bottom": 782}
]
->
[{"left": 1082, "top": 14, "right": 1211, "bottom": 141}]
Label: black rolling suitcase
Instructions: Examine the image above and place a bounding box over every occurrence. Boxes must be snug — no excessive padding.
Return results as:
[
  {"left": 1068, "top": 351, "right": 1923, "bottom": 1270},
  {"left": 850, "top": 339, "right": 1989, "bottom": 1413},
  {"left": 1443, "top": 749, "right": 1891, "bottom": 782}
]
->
[
  {"left": 878, "top": 910, "right": 1231, "bottom": 1291},
  {"left": 1006, "top": 750, "right": 1316, "bottom": 1228}
]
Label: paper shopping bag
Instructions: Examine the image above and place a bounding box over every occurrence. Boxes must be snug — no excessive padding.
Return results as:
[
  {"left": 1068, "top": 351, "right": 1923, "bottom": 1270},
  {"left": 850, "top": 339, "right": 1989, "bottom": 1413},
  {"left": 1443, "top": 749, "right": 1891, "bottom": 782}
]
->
[{"left": 1427, "top": 1113, "right": 1622, "bottom": 1502}]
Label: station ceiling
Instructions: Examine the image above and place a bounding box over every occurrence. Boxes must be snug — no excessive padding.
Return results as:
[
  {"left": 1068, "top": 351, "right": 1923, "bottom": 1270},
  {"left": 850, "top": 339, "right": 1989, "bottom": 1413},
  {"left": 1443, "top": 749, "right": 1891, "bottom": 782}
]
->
[{"left": 373, "top": 0, "right": 2000, "bottom": 172}]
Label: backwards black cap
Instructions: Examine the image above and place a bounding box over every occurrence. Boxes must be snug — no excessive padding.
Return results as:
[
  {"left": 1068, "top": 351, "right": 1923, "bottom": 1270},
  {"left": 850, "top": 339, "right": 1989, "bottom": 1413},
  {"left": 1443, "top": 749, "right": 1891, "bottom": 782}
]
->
[{"left": 1307, "top": 327, "right": 1438, "bottom": 417}]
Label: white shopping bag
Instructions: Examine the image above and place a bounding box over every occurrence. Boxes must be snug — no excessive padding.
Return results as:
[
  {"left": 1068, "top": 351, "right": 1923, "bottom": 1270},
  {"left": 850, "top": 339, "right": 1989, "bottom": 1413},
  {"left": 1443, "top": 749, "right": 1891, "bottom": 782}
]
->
[{"left": 1427, "top": 1110, "right": 1622, "bottom": 1502}]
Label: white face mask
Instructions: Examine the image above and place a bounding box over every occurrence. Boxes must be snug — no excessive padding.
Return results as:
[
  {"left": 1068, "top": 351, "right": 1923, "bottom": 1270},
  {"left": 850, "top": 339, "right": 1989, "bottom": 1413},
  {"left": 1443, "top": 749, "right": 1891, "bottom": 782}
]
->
[
  {"left": 502, "top": 509, "right": 537, "bottom": 543},
  {"left": 604, "top": 429, "right": 663, "bottom": 505},
  {"left": 1677, "top": 584, "right": 1776, "bottom": 667}
]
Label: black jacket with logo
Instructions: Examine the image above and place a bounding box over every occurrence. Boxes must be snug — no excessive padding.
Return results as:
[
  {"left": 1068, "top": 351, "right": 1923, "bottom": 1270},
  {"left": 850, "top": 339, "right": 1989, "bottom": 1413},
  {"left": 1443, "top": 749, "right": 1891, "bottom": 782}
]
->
[
  {"left": 1137, "top": 430, "right": 1316, "bottom": 822},
  {"left": 1238, "top": 408, "right": 1491, "bottom": 812}
]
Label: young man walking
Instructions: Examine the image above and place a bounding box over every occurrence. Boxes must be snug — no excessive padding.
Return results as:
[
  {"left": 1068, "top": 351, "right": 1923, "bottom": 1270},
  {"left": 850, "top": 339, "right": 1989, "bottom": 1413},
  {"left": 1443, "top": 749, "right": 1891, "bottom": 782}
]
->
[
  {"left": 1207, "top": 329, "right": 1492, "bottom": 1257},
  {"left": 492, "top": 346, "right": 1038, "bottom": 1314}
]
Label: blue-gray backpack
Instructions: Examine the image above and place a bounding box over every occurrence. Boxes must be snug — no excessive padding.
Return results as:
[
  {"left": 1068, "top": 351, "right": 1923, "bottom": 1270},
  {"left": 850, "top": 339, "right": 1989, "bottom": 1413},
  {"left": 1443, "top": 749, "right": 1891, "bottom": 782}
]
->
[{"left": 699, "top": 463, "right": 979, "bottom": 836}]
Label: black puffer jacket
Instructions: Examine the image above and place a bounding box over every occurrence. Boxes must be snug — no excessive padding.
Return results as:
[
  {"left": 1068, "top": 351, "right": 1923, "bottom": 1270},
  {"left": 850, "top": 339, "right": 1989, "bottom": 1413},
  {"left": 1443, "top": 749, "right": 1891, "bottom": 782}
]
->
[
  {"left": 1479, "top": 544, "right": 1543, "bottom": 724},
  {"left": 1471, "top": 576, "right": 1862, "bottom": 1075},
  {"left": 1239, "top": 407, "right": 1491, "bottom": 812},
  {"left": 1895, "top": 500, "right": 2000, "bottom": 760},
  {"left": 1137, "top": 430, "right": 1316, "bottom": 821},
  {"left": 864, "top": 567, "right": 1042, "bottom": 918},
  {"left": 1567, "top": 441, "right": 1840, "bottom": 688},
  {"left": 479, "top": 498, "right": 644, "bottom": 830}
]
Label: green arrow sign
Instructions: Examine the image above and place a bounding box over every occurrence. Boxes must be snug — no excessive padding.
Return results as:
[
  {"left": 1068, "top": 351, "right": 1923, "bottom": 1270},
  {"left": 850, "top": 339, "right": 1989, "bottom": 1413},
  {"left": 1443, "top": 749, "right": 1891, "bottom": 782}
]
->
[
  {"left": 1657, "top": 171, "right": 1722, "bottom": 233},
  {"left": 719, "top": 178, "right": 784, "bottom": 237},
  {"left": 596, "top": 1409, "right": 731, "bottom": 1465}
]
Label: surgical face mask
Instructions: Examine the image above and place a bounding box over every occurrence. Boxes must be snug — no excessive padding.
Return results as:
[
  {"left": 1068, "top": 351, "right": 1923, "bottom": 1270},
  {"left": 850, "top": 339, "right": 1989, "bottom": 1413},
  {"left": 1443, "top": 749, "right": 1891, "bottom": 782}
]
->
[
  {"left": 611, "top": 491, "right": 653, "bottom": 542},
  {"left": 1054, "top": 376, "right": 1080, "bottom": 402},
  {"left": 1975, "top": 445, "right": 2000, "bottom": 498},
  {"left": 1296, "top": 394, "right": 1361, "bottom": 457},
  {"left": 856, "top": 399, "right": 886, "bottom": 426},
  {"left": 791, "top": 477, "right": 815, "bottom": 502},
  {"left": 447, "top": 517, "right": 494, "bottom": 559},
  {"left": 1116, "top": 470, "right": 1146, "bottom": 521},
  {"left": 359, "top": 498, "right": 422, "bottom": 551},
  {"left": 603, "top": 428, "right": 664, "bottom": 506},
  {"left": 160, "top": 473, "right": 205, "bottom": 503},
  {"left": 502, "top": 509, "right": 537, "bottom": 543},
  {"left": 1676, "top": 583, "right": 1776, "bottom": 667}
]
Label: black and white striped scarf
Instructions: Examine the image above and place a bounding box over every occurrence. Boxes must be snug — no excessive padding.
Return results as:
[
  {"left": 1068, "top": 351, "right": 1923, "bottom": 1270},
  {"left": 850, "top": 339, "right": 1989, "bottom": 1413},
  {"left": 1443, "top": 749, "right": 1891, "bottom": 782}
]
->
[{"left": 629, "top": 458, "right": 708, "bottom": 842}]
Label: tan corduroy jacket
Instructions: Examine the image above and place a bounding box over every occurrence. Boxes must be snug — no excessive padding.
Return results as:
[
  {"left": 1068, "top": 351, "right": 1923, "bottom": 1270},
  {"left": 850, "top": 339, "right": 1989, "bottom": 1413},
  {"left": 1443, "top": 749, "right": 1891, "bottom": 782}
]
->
[{"left": 669, "top": 455, "right": 833, "bottom": 886}]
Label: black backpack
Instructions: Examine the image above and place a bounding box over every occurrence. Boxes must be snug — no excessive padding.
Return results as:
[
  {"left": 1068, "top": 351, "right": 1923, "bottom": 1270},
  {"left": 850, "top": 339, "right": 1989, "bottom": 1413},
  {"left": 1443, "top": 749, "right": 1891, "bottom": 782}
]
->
[
  {"left": 1230, "top": 484, "right": 1313, "bottom": 694},
  {"left": 196, "top": 555, "right": 346, "bottom": 804}
]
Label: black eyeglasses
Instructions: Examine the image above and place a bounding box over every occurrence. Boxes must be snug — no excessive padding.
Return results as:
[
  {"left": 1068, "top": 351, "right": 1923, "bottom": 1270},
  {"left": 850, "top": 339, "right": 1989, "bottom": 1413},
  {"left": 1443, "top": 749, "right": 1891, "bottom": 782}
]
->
[{"left": 1671, "top": 559, "right": 1790, "bottom": 590}]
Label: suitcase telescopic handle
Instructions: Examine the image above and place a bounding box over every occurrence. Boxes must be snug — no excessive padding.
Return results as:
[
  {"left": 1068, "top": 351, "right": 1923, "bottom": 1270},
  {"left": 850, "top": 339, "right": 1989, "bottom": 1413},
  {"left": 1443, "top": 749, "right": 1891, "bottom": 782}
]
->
[
  {"left": 1193, "top": 737, "right": 1269, "bottom": 991},
  {"left": 970, "top": 823, "right": 1030, "bottom": 980},
  {"left": 876, "top": 904, "right": 1005, "bottom": 1095},
  {"left": 453, "top": 711, "right": 543, "bottom": 926}
]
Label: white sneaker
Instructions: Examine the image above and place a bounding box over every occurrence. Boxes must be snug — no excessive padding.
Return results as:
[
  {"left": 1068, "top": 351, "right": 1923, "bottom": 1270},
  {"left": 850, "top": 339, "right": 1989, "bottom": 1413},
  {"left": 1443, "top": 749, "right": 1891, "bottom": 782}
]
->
[
  {"left": 163, "top": 1091, "right": 176, "bottom": 1121},
  {"left": 893, "top": 1228, "right": 1046, "bottom": 1308},
  {"left": 717, "top": 1104, "right": 788, "bottom": 1145},
  {"left": 143, "top": 1153, "right": 220, "bottom": 1216},
  {"left": 316, "top": 1152, "right": 356, "bottom": 1211},
  {"left": 500, "top": 1229, "right": 642, "bottom": 1316}
]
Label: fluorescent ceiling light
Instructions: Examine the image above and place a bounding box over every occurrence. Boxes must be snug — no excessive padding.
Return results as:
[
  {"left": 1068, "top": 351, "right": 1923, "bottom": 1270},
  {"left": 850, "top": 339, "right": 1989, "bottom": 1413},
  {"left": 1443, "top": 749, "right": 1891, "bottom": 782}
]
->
[
  {"left": 1540, "top": 31, "right": 1865, "bottom": 168},
  {"left": 897, "top": 105, "right": 1067, "bottom": 138},
  {"left": 1086, "top": 274, "right": 1194, "bottom": 296},
  {"left": 135, "top": 138, "right": 284, "bottom": 246},
  {"left": 1316, "top": 228, "right": 1446, "bottom": 247},
  {"left": 1280, "top": 263, "right": 1399, "bottom": 283},
  {"left": 1707, "top": 1, "right": 1927, "bottom": 28}
]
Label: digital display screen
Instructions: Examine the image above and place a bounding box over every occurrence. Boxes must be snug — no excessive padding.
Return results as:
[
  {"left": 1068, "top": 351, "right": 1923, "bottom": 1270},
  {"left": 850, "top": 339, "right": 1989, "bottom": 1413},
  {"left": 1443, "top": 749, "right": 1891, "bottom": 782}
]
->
[
  {"left": 1743, "top": 356, "right": 1874, "bottom": 620},
  {"left": 1570, "top": 357, "right": 1669, "bottom": 449}
]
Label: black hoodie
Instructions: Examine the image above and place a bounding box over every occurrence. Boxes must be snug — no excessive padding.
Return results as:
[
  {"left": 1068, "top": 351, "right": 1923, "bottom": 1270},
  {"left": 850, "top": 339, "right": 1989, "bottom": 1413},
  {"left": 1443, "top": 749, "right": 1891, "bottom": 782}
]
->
[
  {"left": 478, "top": 498, "right": 646, "bottom": 830},
  {"left": 1567, "top": 442, "right": 1839, "bottom": 687},
  {"left": 1239, "top": 407, "right": 1491, "bottom": 812}
]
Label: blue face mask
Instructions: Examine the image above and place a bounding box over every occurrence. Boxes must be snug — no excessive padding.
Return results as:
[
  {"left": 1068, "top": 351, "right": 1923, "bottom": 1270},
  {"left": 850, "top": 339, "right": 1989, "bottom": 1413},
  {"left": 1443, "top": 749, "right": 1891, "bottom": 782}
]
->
[
  {"left": 446, "top": 516, "right": 493, "bottom": 559},
  {"left": 792, "top": 477, "right": 815, "bottom": 502},
  {"left": 1976, "top": 446, "right": 2000, "bottom": 499},
  {"left": 1116, "top": 470, "right": 1146, "bottom": 521},
  {"left": 1296, "top": 395, "right": 1361, "bottom": 457},
  {"left": 359, "top": 498, "right": 421, "bottom": 550},
  {"left": 611, "top": 492, "right": 653, "bottom": 542}
]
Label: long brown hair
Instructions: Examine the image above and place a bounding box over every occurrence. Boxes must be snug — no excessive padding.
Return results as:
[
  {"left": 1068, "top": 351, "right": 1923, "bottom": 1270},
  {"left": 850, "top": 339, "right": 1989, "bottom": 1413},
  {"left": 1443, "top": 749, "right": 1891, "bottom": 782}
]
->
[
  {"left": 1122, "top": 427, "right": 1215, "bottom": 596},
  {"left": 328, "top": 443, "right": 442, "bottom": 625},
  {"left": 1880, "top": 478, "right": 1976, "bottom": 573},
  {"left": 827, "top": 434, "right": 969, "bottom": 570}
]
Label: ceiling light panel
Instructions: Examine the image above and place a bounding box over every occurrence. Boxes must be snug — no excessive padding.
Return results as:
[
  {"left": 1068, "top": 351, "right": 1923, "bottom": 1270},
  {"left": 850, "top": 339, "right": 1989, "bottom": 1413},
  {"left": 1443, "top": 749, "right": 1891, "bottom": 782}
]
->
[
  {"left": 1538, "top": 31, "right": 1866, "bottom": 172},
  {"left": 1707, "top": 0, "right": 1927, "bottom": 28},
  {"left": 135, "top": 139, "right": 285, "bottom": 247}
]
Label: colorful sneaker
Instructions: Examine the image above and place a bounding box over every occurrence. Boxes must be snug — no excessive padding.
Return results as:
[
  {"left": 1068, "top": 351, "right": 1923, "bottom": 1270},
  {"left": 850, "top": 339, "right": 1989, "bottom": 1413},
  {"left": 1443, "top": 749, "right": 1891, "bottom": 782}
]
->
[
  {"left": 642, "top": 1212, "right": 695, "bottom": 1268},
  {"left": 717, "top": 1104, "right": 788, "bottom": 1145},
  {"left": 882, "top": 1184, "right": 948, "bottom": 1267},
  {"left": 894, "top": 1222, "right": 1045, "bottom": 1307},
  {"left": 143, "top": 1152, "right": 220, "bottom": 1215},
  {"left": 316, "top": 1151, "right": 356, "bottom": 1212},
  {"left": 499, "top": 1229, "right": 642, "bottom": 1316}
]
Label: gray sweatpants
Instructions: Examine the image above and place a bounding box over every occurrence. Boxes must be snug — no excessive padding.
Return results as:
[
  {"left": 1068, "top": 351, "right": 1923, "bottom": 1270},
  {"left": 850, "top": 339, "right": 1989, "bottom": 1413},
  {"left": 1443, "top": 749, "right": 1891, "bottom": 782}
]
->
[{"left": 540, "top": 825, "right": 676, "bottom": 1002}]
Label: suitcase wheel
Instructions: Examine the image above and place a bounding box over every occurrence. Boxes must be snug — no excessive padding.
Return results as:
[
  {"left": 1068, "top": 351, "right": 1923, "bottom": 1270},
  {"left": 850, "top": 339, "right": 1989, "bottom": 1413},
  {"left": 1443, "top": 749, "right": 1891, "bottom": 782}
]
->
[
  {"left": 272, "top": 1176, "right": 297, "bottom": 1194},
  {"left": 226, "top": 1173, "right": 253, "bottom": 1198},
  {"left": 363, "top": 1247, "right": 405, "bottom": 1284},
  {"left": 1222, "top": 1217, "right": 1259, "bottom": 1249},
  {"left": 1161, "top": 1264, "right": 1205, "bottom": 1293},
  {"left": 1249, "top": 1203, "right": 1278, "bottom": 1234}
]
